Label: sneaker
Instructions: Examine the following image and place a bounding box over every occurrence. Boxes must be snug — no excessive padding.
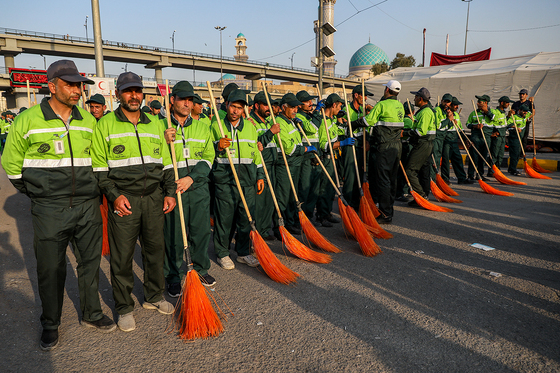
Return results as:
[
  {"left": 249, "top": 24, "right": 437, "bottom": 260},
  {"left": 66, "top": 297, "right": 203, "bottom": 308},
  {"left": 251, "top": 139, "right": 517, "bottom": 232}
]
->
[
  {"left": 118, "top": 312, "right": 135, "bottom": 332},
  {"left": 376, "top": 216, "right": 392, "bottom": 224},
  {"left": 40, "top": 329, "right": 58, "bottom": 351},
  {"left": 217, "top": 256, "right": 235, "bottom": 270},
  {"left": 237, "top": 254, "right": 260, "bottom": 267},
  {"left": 200, "top": 273, "right": 216, "bottom": 287},
  {"left": 167, "top": 282, "right": 182, "bottom": 298},
  {"left": 325, "top": 215, "right": 340, "bottom": 224},
  {"left": 82, "top": 314, "right": 117, "bottom": 333},
  {"left": 143, "top": 299, "right": 174, "bottom": 315},
  {"left": 317, "top": 218, "right": 333, "bottom": 228},
  {"left": 286, "top": 226, "right": 301, "bottom": 235}
]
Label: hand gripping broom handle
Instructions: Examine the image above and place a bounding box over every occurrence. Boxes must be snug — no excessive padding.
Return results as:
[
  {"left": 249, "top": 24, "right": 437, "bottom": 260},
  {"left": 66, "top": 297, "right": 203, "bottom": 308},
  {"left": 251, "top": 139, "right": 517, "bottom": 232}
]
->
[
  {"left": 342, "top": 82, "right": 363, "bottom": 189},
  {"left": 206, "top": 81, "right": 255, "bottom": 224},
  {"left": 362, "top": 79, "right": 367, "bottom": 174},
  {"left": 511, "top": 117, "right": 528, "bottom": 160},
  {"left": 315, "top": 84, "right": 341, "bottom": 187},
  {"left": 455, "top": 119, "right": 493, "bottom": 169},
  {"left": 164, "top": 80, "right": 192, "bottom": 269},
  {"left": 471, "top": 100, "right": 494, "bottom": 165},
  {"left": 451, "top": 117, "right": 482, "bottom": 178},
  {"left": 261, "top": 83, "right": 301, "bottom": 206}
]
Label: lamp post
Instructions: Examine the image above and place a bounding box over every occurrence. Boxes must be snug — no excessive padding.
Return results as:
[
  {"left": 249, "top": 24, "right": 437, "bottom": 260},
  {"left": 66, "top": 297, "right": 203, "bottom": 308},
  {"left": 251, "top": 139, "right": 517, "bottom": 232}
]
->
[
  {"left": 463, "top": 0, "right": 472, "bottom": 55},
  {"left": 171, "top": 30, "right": 176, "bottom": 53},
  {"left": 84, "top": 15, "right": 88, "bottom": 42},
  {"left": 215, "top": 26, "right": 226, "bottom": 86},
  {"left": 290, "top": 52, "right": 296, "bottom": 70},
  {"left": 40, "top": 54, "right": 46, "bottom": 70}
]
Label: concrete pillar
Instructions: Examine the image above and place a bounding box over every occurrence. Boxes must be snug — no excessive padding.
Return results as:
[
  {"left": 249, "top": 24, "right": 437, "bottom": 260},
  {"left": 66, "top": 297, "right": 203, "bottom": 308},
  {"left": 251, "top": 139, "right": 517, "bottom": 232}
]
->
[
  {"left": 4, "top": 55, "right": 15, "bottom": 73},
  {"left": 155, "top": 67, "right": 163, "bottom": 84}
]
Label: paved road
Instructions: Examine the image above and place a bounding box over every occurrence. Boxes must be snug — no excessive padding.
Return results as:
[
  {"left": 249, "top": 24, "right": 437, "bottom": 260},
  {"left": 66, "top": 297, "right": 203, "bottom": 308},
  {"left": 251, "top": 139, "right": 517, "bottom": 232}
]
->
[{"left": 0, "top": 162, "right": 559, "bottom": 373}]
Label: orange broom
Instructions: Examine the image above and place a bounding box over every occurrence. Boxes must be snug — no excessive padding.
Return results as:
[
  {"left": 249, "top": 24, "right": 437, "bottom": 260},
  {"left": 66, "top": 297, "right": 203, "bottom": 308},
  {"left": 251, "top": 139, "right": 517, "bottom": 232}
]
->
[
  {"left": 341, "top": 83, "right": 392, "bottom": 239},
  {"left": 511, "top": 115, "right": 552, "bottom": 180},
  {"left": 207, "top": 82, "right": 299, "bottom": 284},
  {"left": 261, "top": 84, "right": 339, "bottom": 256},
  {"left": 100, "top": 195, "right": 110, "bottom": 256},
  {"left": 399, "top": 161, "right": 453, "bottom": 212},
  {"left": 430, "top": 180, "right": 462, "bottom": 203},
  {"left": 527, "top": 82, "right": 552, "bottom": 172},
  {"left": 431, "top": 154, "right": 460, "bottom": 197},
  {"left": 451, "top": 119, "right": 514, "bottom": 196},
  {"left": 319, "top": 104, "right": 382, "bottom": 256},
  {"left": 163, "top": 81, "right": 223, "bottom": 340}
]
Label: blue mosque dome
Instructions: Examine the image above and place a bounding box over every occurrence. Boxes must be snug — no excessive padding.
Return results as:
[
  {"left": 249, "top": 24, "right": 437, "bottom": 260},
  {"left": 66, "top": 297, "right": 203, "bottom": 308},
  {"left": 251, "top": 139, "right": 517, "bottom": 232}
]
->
[
  {"left": 349, "top": 43, "right": 390, "bottom": 69},
  {"left": 237, "top": 33, "right": 245, "bottom": 38},
  {"left": 221, "top": 73, "right": 236, "bottom": 81}
]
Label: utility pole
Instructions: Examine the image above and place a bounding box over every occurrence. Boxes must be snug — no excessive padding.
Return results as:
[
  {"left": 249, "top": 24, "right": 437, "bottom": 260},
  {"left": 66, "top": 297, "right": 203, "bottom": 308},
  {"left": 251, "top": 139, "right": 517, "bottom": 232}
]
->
[
  {"left": 91, "top": 0, "right": 105, "bottom": 77},
  {"left": 318, "top": 0, "right": 323, "bottom": 95},
  {"left": 171, "top": 30, "right": 176, "bottom": 53},
  {"left": 290, "top": 52, "right": 295, "bottom": 70},
  {"left": 463, "top": 0, "right": 473, "bottom": 55},
  {"left": 215, "top": 26, "right": 226, "bottom": 86},
  {"left": 84, "top": 16, "right": 88, "bottom": 42},
  {"left": 422, "top": 28, "right": 426, "bottom": 67}
]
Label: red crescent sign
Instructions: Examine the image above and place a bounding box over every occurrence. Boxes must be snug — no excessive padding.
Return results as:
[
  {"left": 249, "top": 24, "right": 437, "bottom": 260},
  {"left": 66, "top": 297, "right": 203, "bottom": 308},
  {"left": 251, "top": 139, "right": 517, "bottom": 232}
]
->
[{"left": 98, "top": 81, "right": 107, "bottom": 90}]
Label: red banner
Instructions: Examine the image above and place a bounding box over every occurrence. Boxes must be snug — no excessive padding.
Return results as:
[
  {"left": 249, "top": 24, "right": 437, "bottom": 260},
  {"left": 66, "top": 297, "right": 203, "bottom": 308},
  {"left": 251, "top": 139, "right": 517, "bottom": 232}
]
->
[
  {"left": 9, "top": 68, "right": 48, "bottom": 88},
  {"left": 157, "top": 84, "right": 169, "bottom": 96},
  {"left": 430, "top": 48, "right": 491, "bottom": 66}
]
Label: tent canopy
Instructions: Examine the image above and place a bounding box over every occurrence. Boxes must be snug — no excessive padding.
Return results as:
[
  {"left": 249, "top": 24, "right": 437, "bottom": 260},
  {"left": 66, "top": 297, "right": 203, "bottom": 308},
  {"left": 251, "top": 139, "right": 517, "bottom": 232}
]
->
[{"left": 365, "top": 52, "right": 560, "bottom": 142}]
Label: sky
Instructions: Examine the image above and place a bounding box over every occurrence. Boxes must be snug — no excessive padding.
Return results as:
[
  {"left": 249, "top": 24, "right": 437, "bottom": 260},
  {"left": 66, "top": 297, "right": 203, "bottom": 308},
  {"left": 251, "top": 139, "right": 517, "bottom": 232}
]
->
[{"left": 1, "top": 0, "right": 560, "bottom": 84}]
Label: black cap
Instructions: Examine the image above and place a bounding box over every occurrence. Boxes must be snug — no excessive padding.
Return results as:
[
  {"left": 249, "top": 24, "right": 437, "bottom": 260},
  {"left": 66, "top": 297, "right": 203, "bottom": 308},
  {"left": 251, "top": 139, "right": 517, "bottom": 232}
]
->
[
  {"left": 247, "top": 95, "right": 254, "bottom": 106},
  {"left": 193, "top": 94, "right": 208, "bottom": 104},
  {"left": 451, "top": 96, "right": 462, "bottom": 105},
  {"left": 352, "top": 85, "right": 373, "bottom": 96},
  {"left": 441, "top": 93, "right": 453, "bottom": 102},
  {"left": 475, "top": 94, "right": 491, "bottom": 103},
  {"left": 116, "top": 72, "right": 144, "bottom": 91},
  {"left": 271, "top": 98, "right": 281, "bottom": 106},
  {"left": 519, "top": 89, "right": 529, "bottom": 95},
  {"left": 172, "top": 81, "right": 195, "bottom": 98},
  {"left": 280, "top": 93, "right": 303, "bottom": 107},
  {"left": 296, "top": 90, "right": 318, "bottom": 102},
  {"left": 227, "top": 89, "right": 248, "bottom": 106},
  {"left": 253, "top": 91, "right": 272, "bottom": 105},
  {"left": 325, "top": 93, "right": 345, "bottom": 107},
  {"left": 86, "top": 93, "right": 106, "bottom": 105},
  {"left": 150, "top": 100, "right": 162, "bottom": 109},
  {"left": 141, "top": 106, "right": 151, "bottom": 113},
  {"left": 18, "top": 107, "right": 27, "bottom": 113},
  {"left": 519, "top": 103, "right": 530, "bottom": 112},
  {"left": 47, "top": 60, "right": 94, "bottom": 84},
  {"left": 410, "top": 87, "right": 430, "bottom": 101},
  {"left": 5, "top": 110, "right": 15, "bottom": 116},
  {"left": 498, "top": 96, "right": 513, "bottom": 103}
]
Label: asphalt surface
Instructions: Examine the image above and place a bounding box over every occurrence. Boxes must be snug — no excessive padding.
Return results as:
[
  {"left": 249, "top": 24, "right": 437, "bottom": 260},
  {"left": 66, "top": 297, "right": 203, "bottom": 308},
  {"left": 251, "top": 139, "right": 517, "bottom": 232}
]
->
[{"left": 0, "top": 162, "right": 559, "bottom": 373}]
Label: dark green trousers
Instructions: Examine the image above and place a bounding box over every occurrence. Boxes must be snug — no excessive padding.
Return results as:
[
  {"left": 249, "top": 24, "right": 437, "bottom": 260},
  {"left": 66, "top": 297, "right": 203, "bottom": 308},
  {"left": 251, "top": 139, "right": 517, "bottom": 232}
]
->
[
  {"left": 316, "top": 156, "right": 336, "bottom": 220},
  {"left": 430, "top": 131, "right": 446, "bottom": 180},
  {"left": 508, "top": 135, "right": 522, "bottom": 173},
  {"left": 164, "top": 183, "right": 211, "bottom": 284},
  {"left": 213, "top": 183, "right": 255, "bottom": 258},
  {"left": 405, "top": 139, "right": 433, "bottom": 198},
  {"left": 109, "top": 191, "right": 165, "bottom": 315},
  {"left": 340, "top": 146, "right": 361, "bottom": 210},
  {"left": 274, "top": 156, "right": 302, "bottom": 230},
  {"left": 490, "top": 135, "right": 506, "bottom": 169},
  {"left": 31, "top": 197, "right": 103, "bottom": 330},
  {"left": 396, "top": 141, "right": 412, "bottom": 197},
  {"left": 373, "top": 141, "right": 401, "bottom": 218},
  {"left": 299, "top": 154, "right": 322, "bottom": 219},
  {"left": 256, "top": 161, "right": 275, "bottom": 238},
  {"left": 441, "top": 137, "right": 467, "bottom": 182},
  {"left": 467, "top": 132, "right": 491, "bottom": 178}
]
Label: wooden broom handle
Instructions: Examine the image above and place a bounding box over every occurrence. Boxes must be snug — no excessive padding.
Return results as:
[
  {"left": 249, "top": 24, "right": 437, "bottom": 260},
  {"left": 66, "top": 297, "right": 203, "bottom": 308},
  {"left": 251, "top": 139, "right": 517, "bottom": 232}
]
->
[
  {"left": 109, "top": 90, "right": 114, "bottom": 111},
  {"left": 315, "top": 84, "right": 341, "bottom": 187},
  {"left": 454, "top": 119, "right": 492, "bottom": 169},
  {"left": 342, "top": 82, "right": 362, "bottom": 187},
  {"left": 511, "top": 116, "right": 527, "bottom": 160},
  {"left": 451, "top": 119, "right": 482, "bottom": 177},
  {"left": 398, "top": 160, "right": 413, "bottom": 189},
  {"left": 362, "top": 79, "right": 367, "bottom": 174},
  {"left": 471, "top": 100, "right": 493, "bottom": 161}
]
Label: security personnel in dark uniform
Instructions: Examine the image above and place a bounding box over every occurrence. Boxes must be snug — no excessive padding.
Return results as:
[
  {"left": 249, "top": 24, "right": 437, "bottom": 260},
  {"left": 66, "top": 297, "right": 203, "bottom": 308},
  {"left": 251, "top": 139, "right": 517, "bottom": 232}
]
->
[{"left": 2, "top": 60, "right": 116, "bottom": 351}]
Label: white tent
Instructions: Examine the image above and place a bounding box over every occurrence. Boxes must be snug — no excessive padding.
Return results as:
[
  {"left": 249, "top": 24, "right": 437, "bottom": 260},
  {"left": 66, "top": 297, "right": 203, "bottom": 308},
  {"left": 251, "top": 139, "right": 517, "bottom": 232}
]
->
[{"left": 365, "top": 52, "right": 560, "bottom": 142}]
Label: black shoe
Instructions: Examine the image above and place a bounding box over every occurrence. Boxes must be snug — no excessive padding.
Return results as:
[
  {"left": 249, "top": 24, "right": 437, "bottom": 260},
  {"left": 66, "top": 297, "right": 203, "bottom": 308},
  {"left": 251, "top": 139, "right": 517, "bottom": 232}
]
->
[
  {"left": 376, "top": 216, "right": 392, "bottom": 224},
  {"left": 443, "top": 179, "right": 451, "bottom": 185},
  {"left": 286, "top": 226, "right": 301, "bottom": 235},
  {"left": 458, "top": 179, "right": 474, "bottom": 185},
  {"left": 82, "top": 315, "right": 117, "bottom": 333},
  {"left": 317, "top": 219, "right": 333, "bottom": 228},
  {"left": 40, "top": 329, "right": 58, "bottom": 351},
  {"left": 262, "top": 234, "right": 276, "bottom": 241},
  {"left": 510, "top": 171, "right": 521, "bottom": 176},
  {"left": 481, "top": 176, "right": 489, "bottom": 181},
  {"left": 395, "top": 194, "right": 410, "bottom": 202},
  {"left": 200, "top": 273, "right": 216, "bottom": 287},
  {"left": 311, "top": 219, "right": 322, "bottom": 227},
  {"left": 167, "top": 282, "right": 182, "bottom": 298},
  {"left": 273, "top": 231, "right": 283, "bottom": 241},
  {"left": 407, "top": 199, "right": 419, "bottom": 207},
  {"left": 467, "top": 177, "right": 476, "bottom": 181},
  {"left": 487, "top": 172, "right": 494, "bottom": 177},
  {"left": 325, "top": 215, "right": 340, "bottom": 224}
]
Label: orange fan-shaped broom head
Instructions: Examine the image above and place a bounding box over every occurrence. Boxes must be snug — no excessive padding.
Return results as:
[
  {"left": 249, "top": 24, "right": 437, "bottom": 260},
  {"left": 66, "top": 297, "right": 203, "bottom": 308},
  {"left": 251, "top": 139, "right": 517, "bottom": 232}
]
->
[
  {"left": 430, "top": 180, "right": 463, "bottom": 203},
  {"left": 435, "top": 174, "right": 459, "bottom": 196},
  {"left": 478, "top": 179, "right": 514, "bottom": 196},
  {"left": 492, "top": 165, "right": 527, "bottom": 185},
  {"left": 346, "top": 205, "right": 382, "bottom": 256},
  {"left": 298, "top": 211, "right": 341, "bottom": 253},
  {"left": 410, "top": 190, "right": 453, "bottom": 212},
  {"left": 362, "top": 182, "right": 381, "bottom": 217},
  {"left": 338, "top": 198, "right": 355, "bottom": 238},
  {"left": 250, "top": 230, "right": 300, "bottom": 285},
  {"left": 279, "top": 226, "right": 332, "bottom": 264},
  {"left": 101, "top": 195, "right": 110, "bottom": 256},
  {"left": 175, "top": 269, "right": 224, "bottom": 340},
  {"left": 359, "top": 196, "right": 393, "bottom": 239},
  {"left": 524, "top": 161, "right": 552, "bottom": 180},
  {"left": 532, "top": 156, "right": 552, "bottom": 173}
]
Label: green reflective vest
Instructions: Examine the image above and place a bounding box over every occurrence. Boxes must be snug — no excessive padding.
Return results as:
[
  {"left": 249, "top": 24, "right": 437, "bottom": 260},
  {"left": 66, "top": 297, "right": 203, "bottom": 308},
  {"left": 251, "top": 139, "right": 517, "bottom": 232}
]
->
[
  {"left": 275, "top": 114, "right": 305, "bottom": 157},
  {"left": 507, "top": 114, "right": 527, "bottom": 139},
  {"left": 411, "top": 105, "right": 436, "bottom": 139},
  {"left": 466, "top": 109, "right": 495, "bottom": 136},
  {"left": 364, "top": 96, "right": 404, "bottom": 144},
  {"left": 318, "top": 115, "right": 339, "bottom": 153},
  {"left": 247, "top": 111, "right": 277, "bottom": 165}
]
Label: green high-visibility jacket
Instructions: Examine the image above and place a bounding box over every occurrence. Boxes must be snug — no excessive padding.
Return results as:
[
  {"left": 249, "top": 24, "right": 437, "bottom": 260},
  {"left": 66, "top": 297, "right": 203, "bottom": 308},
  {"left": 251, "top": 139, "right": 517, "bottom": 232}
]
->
[
  {"left": 507, "top": 114, "right": 527, "bottom": 139},
  {"left": 91, "top": 106, "right": 175, "bottom": 202},
  {"left": 364, "top": 96, "right": 404, "bottom": 144},
  {"left": 296, "top": 109, "right": 322, "bottom": 155},
  {"left": 466, "top": 109, "right": 495, "bottom": 136},
  {"left": 162, "top": 114, "right": 214, "bottom": 187},
  {"left": 247, "top": 111, "right": 277, "bottom": 164},
  {"left": 275, "top": 114, "right": 305, "bottom": 157},
  {"left": 1, "top": 98, "right": 99, "bottom": 205},
  {"left": 411, "top": 105, "right": 436, "bottom": 139},
  {"left": 434, "top": 106, "right": 449, "bottom": 131},
  {"left": 210, "top": 116, "right": 263, "bottom": 186},
  {"left": 345, "top": 101, "right": 365, "bottom": 139},
  {"left": 492, "top": 108, "right": 509, "bottom": 136},
  {"left": 443, "top": 112, "right": 461, "bottom": 141},
  {"left": 319, "top": 115, "right": 339, "bottom": 153},
  {"left": 197, "top": 113, "right": 211, "bottom": 128}
]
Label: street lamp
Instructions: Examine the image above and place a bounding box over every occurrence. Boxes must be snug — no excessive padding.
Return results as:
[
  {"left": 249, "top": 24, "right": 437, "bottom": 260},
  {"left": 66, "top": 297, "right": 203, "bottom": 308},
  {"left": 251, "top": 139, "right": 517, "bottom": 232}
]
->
[
  {"left": 215, "top": 26, "right": 226, "bottom": 86},
  {"left": 122, "top": 63, "right": 128, "bottom": 72},
  {"left": 40, "top": 54, "right": 46, "bottom": 70},
  {"left": 462, "top": 0, "right": 472, "bottom": 55},
  {"left": 290, "top": 52, "right": 296, "bottom": 70},
  {"left": 171, "top": 30, "right": 176, "bottom": 53},
  {"left": 84, "top": 15, "right": 88, "bottom": 42}
]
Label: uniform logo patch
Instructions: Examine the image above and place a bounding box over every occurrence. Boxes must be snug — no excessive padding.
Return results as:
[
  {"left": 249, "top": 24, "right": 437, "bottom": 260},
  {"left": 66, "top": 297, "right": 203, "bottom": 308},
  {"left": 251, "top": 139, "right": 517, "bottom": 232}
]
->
[
  {"left": 37, "top": 143, "right": 51, "bottom": 153},
  {"left": 153, "top": 147, "right": 160, "bottom": 155},
  {"left": 113, "top": 145, "right": 125, "bottom": 154}
]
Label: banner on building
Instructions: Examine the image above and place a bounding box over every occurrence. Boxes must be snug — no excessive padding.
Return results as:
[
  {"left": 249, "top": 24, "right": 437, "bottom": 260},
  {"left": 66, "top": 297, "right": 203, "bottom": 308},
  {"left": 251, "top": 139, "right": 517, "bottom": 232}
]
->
[
  {"left": 430, "top": 48, "right": 492, "bottom": 66},
  {"left": 9, "top": 68, "right": 48, "bottom": 88},
  {"left": 89, "top": 77, "right": 116, "bottom": 95}
]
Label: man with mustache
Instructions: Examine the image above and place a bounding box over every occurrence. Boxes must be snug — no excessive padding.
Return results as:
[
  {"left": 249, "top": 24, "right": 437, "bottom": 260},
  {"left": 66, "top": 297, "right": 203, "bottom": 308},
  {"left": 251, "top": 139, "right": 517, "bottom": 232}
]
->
[{"left": 91, "top": 71, "right": 176, "bottom": 332}]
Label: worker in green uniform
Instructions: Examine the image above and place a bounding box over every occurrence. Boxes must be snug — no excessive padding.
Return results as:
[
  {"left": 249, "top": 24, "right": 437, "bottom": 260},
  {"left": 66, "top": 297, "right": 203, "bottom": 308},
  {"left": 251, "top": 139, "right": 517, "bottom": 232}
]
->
[
  {"left": 1, "top": 60, "right": 116, "bottom": 351},
  {"left": 191, "top": 93, "right": 211, "bottom": 127},
  {"left": 507, "top": 103, "right": 529, "bottom": 176},
  {"left": 490, "top": 96, "right": 513, "bottom": 172},
  {"left": 432, "top": 93, "right": 453, "bottom": 180},
  {"left": 272, "top": 93, "right": 316, "bottom": 237},
  {"left": 405, "top": 87, "right": 436, "bottom": 204},
  {"left": 396, "top": 101, "right": 415, "bottom": 201},
  {"left": 210, "top": 89, "right": 264, "bottom": 269},
  {"left": 359, "top": 80, "right": 404, "bottom": 223},
  {"left": 441, "top": 97, "right": 473, "bottom": 184},
  {"left": 466, "top": 95, "right": 494, "bottom": 181},
  {"left": 317, "top": 93, "right": 348, "bottom": 223},
  {"left": 215, "top": 83, "right": 249, "bottom": 122},
  {"left": 149, "top": 99, "right": 164, "bottom": 119},
  {"left": 86, "top": 94, "right": 107, "bottom": 121},
  {"left": 246, "top": 91, "right": 280, "bottom": 240},
  {"left": 91, "top": 71, "right": 177, "bottom": 332},
  {"left": 161, "top": 81, "right": 216, "bottom": 296}
]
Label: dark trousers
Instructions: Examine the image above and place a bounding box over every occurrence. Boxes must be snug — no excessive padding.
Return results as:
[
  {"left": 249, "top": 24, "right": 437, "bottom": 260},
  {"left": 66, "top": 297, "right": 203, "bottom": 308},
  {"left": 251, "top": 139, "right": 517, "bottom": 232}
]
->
[
  {"left": 316, "top": 156, "right": 336, "bottom": 220},
  {"left": 32, "top": 197, "right": 103, "bottom": 330},
  {"left": 340, "top": 146, "right": 362, "bottom": 210},
  {"left": 256, "top": 161, "right": 275, "bottom": 237},
  {"left": 508, "top": 135, "right": 522, "bottom": 173},
  {"left": 430, "top": 132, "right": 446, "bottom": 180},
  {"left": 490, "top": 135, "right": 506, "bottom": 169},
  {"left": 274, "top": 157, "right": 301, "bottom": 230},
  {"left": 373, "top": 141, "right": 401, "bottom": 218},
  {"left": 396, "top": 141, "right": 412, "bottom": 197},
  {"left": 405, "top": 139, "right": 433, "bottom": 198},
  {"left": 467, "top": 132, "right": 491, "bottom": 178},
  {"left": 441, "top": 137, "right": 467, "bottom": 182},
  {"left": 299, "top": 155, "right": 322, "bottom": 219}
]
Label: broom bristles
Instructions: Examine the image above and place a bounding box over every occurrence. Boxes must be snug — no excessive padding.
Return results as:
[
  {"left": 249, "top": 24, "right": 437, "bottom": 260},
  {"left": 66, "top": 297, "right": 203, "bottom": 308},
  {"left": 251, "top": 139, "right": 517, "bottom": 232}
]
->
[
  {"left": 250, "top": 230, "right": 300, "bottom": 284},
  {"left": 338, "top": 198, "right": 355, "bottom": 238},
  {"left": 410, "top": 190, "right": 454, "bottom": 212},
  {"left": 175, "top": 270, "right": 224, "bottom": 340},
  {"left": 359, "top": 196, "right": 393, "bottom": 239},
  {"left": 298, "top": 211, "right": 341, "bottom": 253},
  {"left": 346, "top": 205, "right": 382, "bottom": 256},
  {"left": 478, "top": 179, "right": 514, "bottom": 196},
  {"left": 492, "top": 165, "right": 527, "bottom": 185},
  {"left": 430, "top": 180, "right": 463, "bottom": 203},
  {"left": 279, "top": 226, "right": 332, "bottom": 263},
  {"left": 524, "top": 161, "right": 552, "bottom": 180},
  {"left": 532, "top": 156, "right": 552, "bottom": 173},
  {"left": 101, "top": 196, "right": 110, "bottom": 256},
  {"left": 362, "top": 182, "right": 381, "bottom": 217},
  {"left": 435, "top": 174, "right": 459, "bottom": 196}
]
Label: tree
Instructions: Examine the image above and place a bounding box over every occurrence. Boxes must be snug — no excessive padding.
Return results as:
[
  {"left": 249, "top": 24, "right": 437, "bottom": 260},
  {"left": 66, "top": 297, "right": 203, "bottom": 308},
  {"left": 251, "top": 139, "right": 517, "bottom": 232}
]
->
[
  {"left": 390, "top": 53, "right": 416, "bottom": 70},
  {"left": 370, "top": 62, "right": 389, "bottom": 76}
]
